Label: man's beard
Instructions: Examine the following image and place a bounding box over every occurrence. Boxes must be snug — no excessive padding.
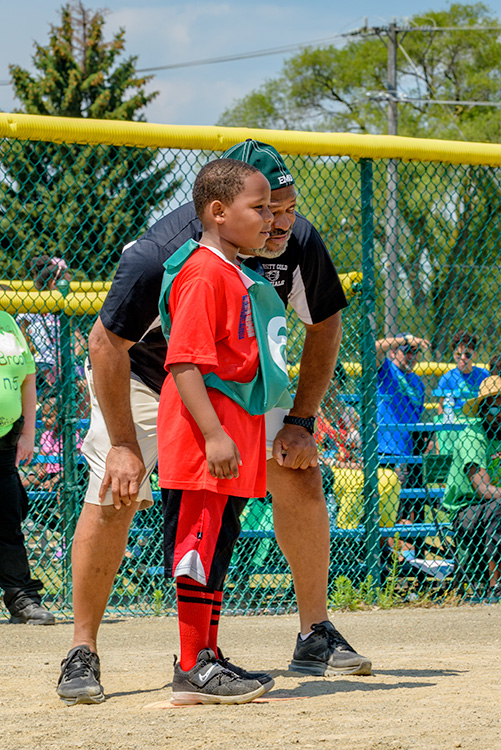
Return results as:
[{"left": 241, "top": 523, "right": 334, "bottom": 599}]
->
[{"left": 251, "top": 231, "right": 291, "bottom": 259}]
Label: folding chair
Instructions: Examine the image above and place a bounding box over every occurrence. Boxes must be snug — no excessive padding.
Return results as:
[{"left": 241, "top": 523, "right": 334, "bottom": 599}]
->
[
  {"left": 424, "top": 454, "right": 475, "bottom": 589},
  {"left": 422, "top": 454, "right": 452, "bottom": 507}
]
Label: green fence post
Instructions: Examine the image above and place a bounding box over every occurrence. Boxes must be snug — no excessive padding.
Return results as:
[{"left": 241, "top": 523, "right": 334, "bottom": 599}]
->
[
  {"left": 58, "top": 300, "right": 79, "bottom": 603},
  {"left": 360, "top": 158, "right": 381, "bottom": 588}
]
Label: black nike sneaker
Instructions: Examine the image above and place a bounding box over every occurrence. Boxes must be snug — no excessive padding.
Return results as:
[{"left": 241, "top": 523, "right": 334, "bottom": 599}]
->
[
  {"left": 57, "top": 645, "right": 105, "bottom": 705},
  {"left": 171, "top": 648, "right": 266, "bottom": 705},
  {"left": 216, "top": 647, "right": 274, "bottom": 690},
  {"left": 289, "top": 621, "right": 372, "bottom": 676}
]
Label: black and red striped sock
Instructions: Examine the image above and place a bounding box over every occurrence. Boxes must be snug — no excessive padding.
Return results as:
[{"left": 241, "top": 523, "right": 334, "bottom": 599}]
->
[
  {"left": 176, "top": 576, "right": 214, "bottom": 671},
  {"left": 208, "top": 589, "right": 223, "bottom": 655}
]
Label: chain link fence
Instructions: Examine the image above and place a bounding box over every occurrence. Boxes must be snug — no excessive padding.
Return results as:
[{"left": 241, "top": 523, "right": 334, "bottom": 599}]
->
[{"left": 1, "top": 114, "right": 500, "bottom": 618}]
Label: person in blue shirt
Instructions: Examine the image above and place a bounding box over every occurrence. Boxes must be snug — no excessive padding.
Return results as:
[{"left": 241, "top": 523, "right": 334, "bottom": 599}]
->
[
  {"left": 436, "top": 331, "right": 489, "bottom": 414},
  {"left": 376, "top": 333, "right": 429, "bottom": 457},
  {"left": 375, "top": 333, "right": 429, "bottom": 526}
]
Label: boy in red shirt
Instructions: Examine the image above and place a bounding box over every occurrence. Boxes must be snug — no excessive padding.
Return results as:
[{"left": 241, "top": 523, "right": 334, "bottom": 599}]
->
[{"left": 157, "top": 158, "right": 291, "bottom": 705}]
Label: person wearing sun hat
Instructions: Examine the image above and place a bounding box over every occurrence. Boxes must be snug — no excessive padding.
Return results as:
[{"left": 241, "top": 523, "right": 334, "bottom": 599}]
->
[
  {"left": 443, "top": 375, "right": 501, "bottom": 600},
  {"left": 57, "top": 138, "right": 373, "bottom": 706},
  {"left": 461, "top": 375, "right": 501, "bottom": 417}
]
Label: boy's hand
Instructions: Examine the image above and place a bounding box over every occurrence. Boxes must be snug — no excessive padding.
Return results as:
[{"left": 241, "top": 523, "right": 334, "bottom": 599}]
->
[
  {"left": 170, "top": 364, "right": 242, "bottom": 480},
  {"left": 205, "top": 431, "right": 242, "bottom": 479}
]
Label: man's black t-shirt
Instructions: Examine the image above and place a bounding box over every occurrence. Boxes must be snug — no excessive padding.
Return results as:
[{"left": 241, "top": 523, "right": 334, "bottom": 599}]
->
[{"left": 99, "top": 202, "right": 348, "bottom": 394}]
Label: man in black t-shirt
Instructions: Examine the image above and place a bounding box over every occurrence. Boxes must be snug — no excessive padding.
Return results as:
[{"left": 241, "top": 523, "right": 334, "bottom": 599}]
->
[{"left": 57, "top": 141, "right": 371, "bottom": 706}]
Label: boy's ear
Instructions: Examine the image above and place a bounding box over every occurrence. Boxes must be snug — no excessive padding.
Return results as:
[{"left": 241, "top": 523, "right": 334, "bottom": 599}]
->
[{"left": 209, "top": 199, "right": 225, "bottom": 224}]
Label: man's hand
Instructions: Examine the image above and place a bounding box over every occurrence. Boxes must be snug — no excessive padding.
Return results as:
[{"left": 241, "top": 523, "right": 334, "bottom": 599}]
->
[
  {"left": 99, "top": 443, "right": 146, "bottom": 510},
  {"left": 206, "top": 431, "right": 242, "bottom": 480},
  {"left": 272, "top": 423, "right": 318, "bottom": 470},
  {"left": 402, "top": 335, "right": 431, "bottom": 351},
  {"left": 89, "top": 320, "right": 145, "bottom": 510}
]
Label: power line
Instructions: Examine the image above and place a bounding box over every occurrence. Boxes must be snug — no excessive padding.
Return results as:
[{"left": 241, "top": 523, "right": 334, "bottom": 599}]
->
[
  {"left": 2, "top": 23, "right": 501, "bottom": 86},
  {"left": 124, "top": 25, "right": 501, "bottom": 74},
  {"left": 135, "top": 34, "right": 346, "bottom": 73},
  {"left": 400, "top": 96, "right": 501, "bottom": 108},
  {"left": 0, "top": 32, "right": 347, "bottom": 84},
  {"left": 360, "top": 24, "right": 501, "bottom": 34},
  {"left": 367, "top": 91, "right": 501, "bottom": 108},
  {"left": 361, "top": 22, "right": 501, "bottom": 127}
]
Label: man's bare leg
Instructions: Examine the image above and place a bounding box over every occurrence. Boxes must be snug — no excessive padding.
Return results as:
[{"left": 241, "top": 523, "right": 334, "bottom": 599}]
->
[
  {"left": 266, "top": 458, "right": 329, "bottom": 634},
  {"left": 71, "top": 502, "right": 138, "bottom": 653},
  {"left": 267, "top": 458, "right": 372, "bottom": 676}
]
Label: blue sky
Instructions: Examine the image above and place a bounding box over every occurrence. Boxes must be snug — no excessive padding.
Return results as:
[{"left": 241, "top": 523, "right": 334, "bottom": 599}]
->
[{"left": 2, "top": 0, "right": 501, "bottom": 126}]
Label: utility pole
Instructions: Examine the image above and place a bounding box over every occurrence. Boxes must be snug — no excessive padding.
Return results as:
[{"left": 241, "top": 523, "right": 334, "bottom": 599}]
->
[
  {"left": 384, "top": 21, "right": 400, "bottom": 335},
  {"left": 387, "top": 22, "right": 398, "bottom": 136}
]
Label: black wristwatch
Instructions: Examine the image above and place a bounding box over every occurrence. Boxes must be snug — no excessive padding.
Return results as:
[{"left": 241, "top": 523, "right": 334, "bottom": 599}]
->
[{"left": 283, "top": 415, "right": 317, "bottom": 435}]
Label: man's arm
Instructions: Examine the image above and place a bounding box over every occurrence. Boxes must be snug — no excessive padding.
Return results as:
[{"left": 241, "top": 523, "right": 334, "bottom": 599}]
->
[
  {"left": 375, "top": 334, "right": 430, "bottom": 367},
  {"left": 375, "top": 336, "right": 398, "bottom": 367},
  {"left": 88, "top": 317, "right": 145, "bottom": 510},
  {"left": 272, "top": 311, "right": 342, "bottom": 470}
]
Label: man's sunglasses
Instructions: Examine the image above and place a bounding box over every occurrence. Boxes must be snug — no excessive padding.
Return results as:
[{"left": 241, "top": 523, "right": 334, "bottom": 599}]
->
[
  {"left": 455, "top": 349, "right": 474, "bottom": 360},
  {"left": 399, "top": 345, "right": 419, "bottom": 355}
]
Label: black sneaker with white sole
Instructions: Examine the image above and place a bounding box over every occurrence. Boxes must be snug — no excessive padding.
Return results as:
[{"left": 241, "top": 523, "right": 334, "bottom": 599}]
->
[
  {"left": 288, "top": 621, "right": 372, "bottom": 676},
  {"left": 216, "top": 647, "right": 274, "bottom": 690},
  {"left": 171, "top": 648, "right": 266, "bottom": 705},
  {"left": 57, "top": 645, "right": 105, "bottom": 706}
]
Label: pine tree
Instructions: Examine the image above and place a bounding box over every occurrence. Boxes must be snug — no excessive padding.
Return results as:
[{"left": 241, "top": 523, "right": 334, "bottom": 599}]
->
[{"left": 1, "top": 2, "right": 180, "bottom": 278}]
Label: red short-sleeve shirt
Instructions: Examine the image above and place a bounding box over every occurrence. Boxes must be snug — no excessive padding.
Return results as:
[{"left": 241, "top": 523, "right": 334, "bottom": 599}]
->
[{"left": 157, "top": 246, "right": 266, "bottom": 497}]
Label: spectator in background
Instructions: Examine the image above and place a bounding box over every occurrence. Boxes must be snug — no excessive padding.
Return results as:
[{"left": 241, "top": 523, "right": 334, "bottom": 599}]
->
[
  {"left": 0, "top": 303, "right": 55, "bottom": 624},
  {"left": 316, "top": 377, "right": 400, "bottom": 532},
  {"left": 375, "top": 333, "right": 429, "bottom": 524},
  {"left": 17, "top": 256, "right": 88, "bottom": 414},
  {"left": 23, "top": 398, "right": 84, "bottom": 495},
  {"left": 39, "top": 397, "right": 83, "bottom": 470},
  {"left": 436, "top": 331, "right": 489, "bottom": 417},
  {"left": 375, "top": 333, "right": 428, "bottom": 458},
  {"left": 443, "top": 376, "right": 501, "bottom": 600},
  {"left": 18, "top": 256, "right": 72, "bottom": 394}
]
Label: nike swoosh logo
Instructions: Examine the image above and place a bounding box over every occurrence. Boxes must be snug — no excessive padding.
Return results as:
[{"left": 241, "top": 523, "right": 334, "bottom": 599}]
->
[{"left": 198, "top": 665, "right": 217, "bottom": 684}]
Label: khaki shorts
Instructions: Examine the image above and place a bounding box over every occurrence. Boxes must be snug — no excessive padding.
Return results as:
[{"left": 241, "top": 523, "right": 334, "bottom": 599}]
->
[
  {"left": 82, "top": 361, "right": 288, "bottom": 510},
  {"left": 82, "top": 363, "right": 160, "bottom": 509}
]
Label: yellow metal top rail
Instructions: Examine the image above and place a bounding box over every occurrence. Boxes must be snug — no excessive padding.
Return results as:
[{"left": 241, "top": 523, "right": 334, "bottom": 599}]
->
[
  {"left": 289, "top": 360, "right": 491, "bottom": 379},
  {"left": 1, "top": 280, "right": 112, "bottom": 292},
  {"left": 2, "top": 112, "right": 501, "bottom": 166},
  {"left": 0, "top": 289, "right": 107, "bottom": 316},
  {"left": 342, "top": 361, "right": 491, "bottom": 377},
  {"left": 0, "top": 274, "right": 361, "bottom": 315}
]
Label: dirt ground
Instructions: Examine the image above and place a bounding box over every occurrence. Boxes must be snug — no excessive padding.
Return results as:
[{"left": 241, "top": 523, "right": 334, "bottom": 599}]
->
[{"left": 1, "top": 606, "right": 500, "bottom": 750}]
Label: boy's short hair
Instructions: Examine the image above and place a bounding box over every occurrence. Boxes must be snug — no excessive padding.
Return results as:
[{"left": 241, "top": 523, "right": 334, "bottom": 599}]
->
[
  {"left": 451, "top": 330, "right": 477, "bottom": 350},
  {"left": 193, "top": 158, "right": 260, "bottom": 221}
]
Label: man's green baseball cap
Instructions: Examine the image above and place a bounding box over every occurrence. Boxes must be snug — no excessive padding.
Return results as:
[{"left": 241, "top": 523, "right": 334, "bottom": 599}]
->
[{"left": 222, "top": 139, "right": 294, "bottom": 192}]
